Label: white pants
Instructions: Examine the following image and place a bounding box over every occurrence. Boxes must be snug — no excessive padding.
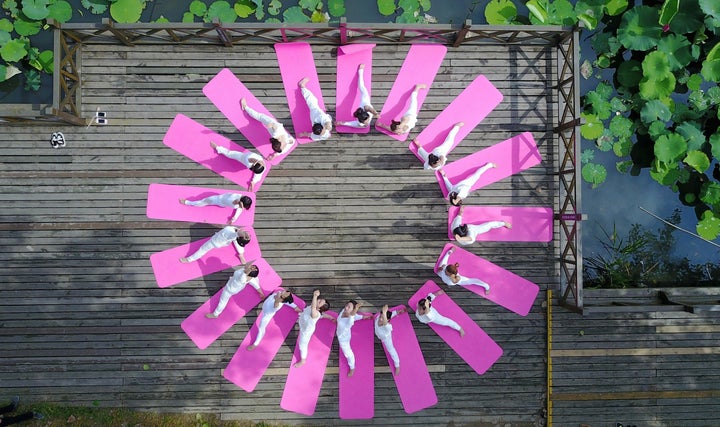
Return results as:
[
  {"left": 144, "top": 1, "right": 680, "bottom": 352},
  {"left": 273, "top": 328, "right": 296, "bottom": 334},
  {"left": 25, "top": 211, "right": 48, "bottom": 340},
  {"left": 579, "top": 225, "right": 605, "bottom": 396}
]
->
[
  {"left": 430, "top": 313, "right": 462, "bottom": 332},
  {"left": 298, "top": 332, "right": 312, "bottom": 360},
  {"left": 457, "top": 276, "right": 491, "bottom": 292},
  {"left": 434, "top": 125, "right": 460, "bottom": 157},
  {"left": 339, "top": 339, "right": 356, "bottom": 370},
  {"left": 215, "top": 146, "right": 252, "bottom": 168},
  {"left": 446, "top": 162, "right": 495, "bottom": 199},
  {"left": 186, "top": 238, "right": 224, "bottom": 262},
  {"left": 253, "top": 311, "right": 274, "bottom": 346},
  {"left": 184, "top": 195, "right": 227, "bottom": 207},
  {"left": 357, "top": 67, "right": 372, "bottom": 109},
  {"left": 213, "top": 287, "right": 236, "bottom": 317},
  {"left": 403, "top": 90, "right": 418, "bottom": 119},
  {"left": 301, "top": 87, "right": 327, "bottom": 125},
  {"left": 245, "top": 105, "right": 278, "bottom": 127},
  {"left": 380, "top": 337, "right": 400, "bottom": 368}
]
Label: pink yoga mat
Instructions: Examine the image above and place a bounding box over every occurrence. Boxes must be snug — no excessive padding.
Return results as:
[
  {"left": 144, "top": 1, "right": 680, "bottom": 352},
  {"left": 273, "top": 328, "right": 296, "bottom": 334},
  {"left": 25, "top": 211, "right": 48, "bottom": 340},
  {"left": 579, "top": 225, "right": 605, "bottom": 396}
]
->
[
  {"left": 150, "top": 227, "right": 261, "bottom": 288},
  {"left": 335, "top": 44, "right": 375, "bottom": 135},
  {"left": 224, "top": 293, "right": 306, "bottom": 392},
  {"left": 180, "top": 258, "right": 281, "bottom": 350},
  {"left": 163, "top": 114, "right": 270, "bottom": 191},
  {"left": 382, "top": 305, "right": 438, "bottom": 414},
  {"left": 435, "top": 243, "right": 540, "bottom": 316},
  {"left": 375, "top": 44, "right": 447, "bottom": 141},
  {"left": 439, "top": 132, "right": 542, "bottom": 198},
  {"left": 408, "top": 281, "right": 503, "bottom": 375},
  {"left": 280, "top": 311, "right": 338, "bottom": 416},
  {"left": 447, "top": 205, "right": 553, "bottom": 242},
  {"left": 338, "top": 312, "right": 375, "bottom": 420},
  {"left": 275, "top": 43, "right": 324, "bottom": 144},
  {"left": 203, "top": 68, "right": 296, "bottom": 165},
  {"left": 146, "top": 183, "right": 256, "bottom": 227},
  {"left": 408, "top": 75, "right": 503, "bottom": 161}
]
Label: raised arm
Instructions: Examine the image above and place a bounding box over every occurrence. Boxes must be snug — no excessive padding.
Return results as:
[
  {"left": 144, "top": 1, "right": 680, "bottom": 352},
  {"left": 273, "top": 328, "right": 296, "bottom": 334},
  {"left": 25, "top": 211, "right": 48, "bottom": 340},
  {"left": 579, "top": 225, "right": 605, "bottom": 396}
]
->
[
  {"left": 229, "top": 207, "right": 242, "bottom": 224},
  {"left": 436, "top": 248, "right": 453, "bottom": 273},
  {"left": 310, "top": 289, "right": 321, "bottom": 318},
  {"left": 249, "top": 278, "right": 264, "bottom": 299},
  {"left": 232, "top": 240, "right": 246, "bottom": 264}
]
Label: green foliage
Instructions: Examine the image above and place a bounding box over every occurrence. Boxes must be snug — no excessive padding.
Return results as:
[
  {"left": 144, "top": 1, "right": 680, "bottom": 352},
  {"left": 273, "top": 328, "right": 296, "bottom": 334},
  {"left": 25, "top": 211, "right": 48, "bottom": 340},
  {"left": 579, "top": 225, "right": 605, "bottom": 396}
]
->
[
  {"left": 683, "top": 150, "right": 709, "bottom": 173},
  {"left": 328, "top": 0, "right": 346, "bottom": 17},
  {"left": 582, "top": 162, "right": 607, "bottom": 187},
  {"left": 283, "top": 6, "right": 309, "bottom": 22},
  {"left": 1, "top": 38, "right": 27, "bottom": 62},
  {"left": 109, "top": 0, "right": 144, "bottom": 23},
  {"left": 654, "top": 133, "right": 687, "bottom": 163},
  {"left": 378, "top": 0, "right": 396, "bottom": 16},
  {"left": 47, "top": 1, "right": 73, "bottom": 22},
  {"left": 234, "top": 0, "right": 256, "bottom": 18},
  {"left": 206, "top": 1, "right": 237, "bottom": 23},
  {"left": 581, "top": 112, "right": 604, "bottom": 140},
  {"left": 21, "top": 0, "right": 50, "bottom": 21},
  {"left": 659, "top": 0, "right": 679, "bottom": 26},
  {"left": 485, "top": 0, "right": 517, "bottom": 25},
  {"left": 697, "top": 210, "right": 720, "bottom": 240},
  {"left": 617, "top": 6, "right": 661, "bottom": 51},
  {"left": 81, "top": 0, "right": 109, "bottom": 15}
]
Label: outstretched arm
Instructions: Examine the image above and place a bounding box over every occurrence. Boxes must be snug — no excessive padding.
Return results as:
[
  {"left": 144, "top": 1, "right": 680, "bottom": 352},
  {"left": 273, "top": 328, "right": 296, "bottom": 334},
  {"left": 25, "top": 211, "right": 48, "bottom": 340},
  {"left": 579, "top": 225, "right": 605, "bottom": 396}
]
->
[{"left": 310, "top": 289, "right": 321, "bottom": 318}]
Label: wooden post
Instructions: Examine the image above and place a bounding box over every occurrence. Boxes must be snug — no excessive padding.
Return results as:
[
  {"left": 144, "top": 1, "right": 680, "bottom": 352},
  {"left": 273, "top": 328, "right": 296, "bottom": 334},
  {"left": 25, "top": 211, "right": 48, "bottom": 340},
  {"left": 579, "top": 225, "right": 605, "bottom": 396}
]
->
[
  {"left": 213, "top": 18, "right": 233, "bottom": 47},
  {"left": 102, "top": 18, "right": 134, "bottom": 46},
  {"left": 452, "top": 19, "right": 471, "bottom": 47},
  {"left": 339, "top": 17, "right": 348, "bottom": 45}
]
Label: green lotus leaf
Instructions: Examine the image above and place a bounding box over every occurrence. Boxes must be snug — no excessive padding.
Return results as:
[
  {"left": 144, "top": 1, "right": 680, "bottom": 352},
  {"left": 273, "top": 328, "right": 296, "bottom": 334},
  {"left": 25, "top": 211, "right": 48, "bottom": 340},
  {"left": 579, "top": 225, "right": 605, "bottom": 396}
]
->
[
  {"left": 0, "top": 19, "right": 12, "bottom": 32},
  {"left": 585, "top": 93, "right": 612, "bottom": 119},
  {"left": 0, "top": 38, "right": 27, "bottom": 62},
  {"left": 616, "top": 59, "right": 642, "bottom": 88},
  {"left": 3, "top": 0, "right": 20, "bottom": 16},
  {"left": 283, "top": 6, "right": 309, "bottom": 22},
  {"left": 269, "top": 0, "right": 281, "bottom": 15},
  {"left": 577, "top": 12, "right": 597, "bottom": 30},
  {"left": 617, "top": 6, "right": 661, "bottom": 51},
  {"left": 580, "top": 148, "right": 595, "bottom": 164},
  {"left": 485, "top": 0, "right": 517, "bottom": 25},
  {"left": 398, "top": 0, "right": 418, "bottom": 12},
  {"left": 328, "top": 0, "right": 345, "bottom": 16},
  {"left": 254, "top": 6, "right": 264, "bottom": 19},
  {"left": 581, "top": 112, "right": 604, "bottom": 140},
  {"left": 639, "top": 74, "right": 676, "bottom": 100},
  {"left": 710, "top": 132, "right": 720, "bottom": 158},
  {"left": 47, "top": 0, "right": 72, "bottom": 22},
  {"left": 670, "top": 0, "right": 703, "bottom": 33},
  {"left": 640, "top": 99, "right": 672, "bottom": 123},
  {"left": 659, "top": 0, "right": 678, "bottom": 26},
  {"left": 377, "top": 0, "right": 396, "bottom": 16},
  {"left": 0, "top": 30, "right": 11, "bottom": 45},
  {"left": 14, "top": 15, "right": 41, "bottom": 36},
  {"left": 596, "top": 129, "right": 614, "bottom": 151},
  {"left": 605, "top": 0, "right": 627, "bottom": 16},
  {"left": 655, "top": 132, "right": 688, "bottom": 163},
  {"left": 206, "top": 1, "right": 237, "bottom": 22},
  {"left": 155, "top": 15, "right": 169, "bottom": 23},
  {"left": 182, "top": 11, "right": 195, "bottom": 22},
  {"left": 650, "top": 161, "right": 680, "bottom": 185},
  {"left": 676, "top": 121, "right": 705, "bottom": 150},
  {"left": 395, "top": 10, "right": 420, "bottom": 23},
  {"left": 684, "top": 150, "right": 710, "bottom": 173},
  {"left": 24, "top": 67, "right": 40, "bottom": 91},
  {"left": 609, "top": 114, "right": 633, "bottom": 139},
  {"left": 299, "top": 0, "right": 320, "bottom": 9},
  {"left": 110, "top": 0, "right": 144, "bottom": 23},
  {"left": 642, "top": 50, "right": 670, "bottom": 78},
  {"left": 21, "top": 0, "right": 49, "bottom": 20},
  {"left": 590, "top": 31, "right": 612, "bottom": 55},
  {"left": 582, "top": 162, "right": 607, "bottom": 188},
  {"left": 613, "top": 137, "right": 632, "bottom": 157},
  {"left": 551, "top": 0, "right": 575, "bottom": 25},
  {"left": 707, "top": 85, "right": 720, "bottom": 104},
  {"left": 80, "top": 0, "right": 108, "bottom": 15},
  {"left": 699, "top": 0, "right": 720, "bottom": 21},
  {"left": 234, "top": 0, "right": 256, "bottom": 18},
  {"left": 648, "top": 120, "right": 668, "bottom": 138},
  {"left": 311, "top": 10, "right": 328, "bottom": 22},
  {"left": 526, "top": 0, "right": 547, "bottom": 23},
  {"left": 697, "top": 210, "right": 720, "bottom": 240},
  {"left": 657, "top": 34, "right": 692, "bottom": 71},
  {"left": 610, "top": 97, "right": 628, "bottom": 113},
  {"left": 575, "top": 1, "right": 603, "bottom": 25},
  {"left": 700, "top": 182, "right": 720, "bottom": 205},
  {"left": 0, "top": 64, "right": 21, "bottom": 82},
  {"left": 616, "top": 160, "right": 633, "bottom": 173},
  {"left": 688, "top": 89, "right": 709, "bottom": 110},
  {"left": 28, "top": 48, "right": 53, "bottom": 73},
  {"left": 686, "top": 73, "right": 703, "bottom": 91},
  {"left": 189, "top": 0, "right": 206, "bottom": 16}
]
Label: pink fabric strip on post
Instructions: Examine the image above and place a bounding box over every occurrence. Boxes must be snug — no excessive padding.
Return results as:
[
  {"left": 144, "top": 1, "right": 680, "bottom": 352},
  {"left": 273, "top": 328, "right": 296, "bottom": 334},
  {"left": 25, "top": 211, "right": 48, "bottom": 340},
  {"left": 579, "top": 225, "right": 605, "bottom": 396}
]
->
[
  {"left": 335, "top": 44, "right": 375, "bottom": 135},
  {"left": 338, "top": 312, "right": 375, "bottom": 419},
  {"left": 180, "top": 258, "right": 281, "bottom": 349},
  {"left": 447, "top": 205, "right": 553, "bottom": 242},
  {"left": 408, "top": 280, "right": 503, "bottom": 375}
]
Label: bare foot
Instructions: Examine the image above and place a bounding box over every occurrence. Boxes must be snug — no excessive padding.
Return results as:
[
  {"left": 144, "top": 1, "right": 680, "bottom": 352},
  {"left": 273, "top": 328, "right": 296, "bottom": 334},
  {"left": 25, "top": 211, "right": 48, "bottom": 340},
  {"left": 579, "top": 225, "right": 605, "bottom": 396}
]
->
[
  {"left": 504, "top": 222, "right": 512, "bottom": 229},
  {"left": 456, "top": 122, "right": 465, "bottom": 127},
  {"left": 412, "top": 138, "right": 421, "bottom": 147},
  {"left": 415, "top": 83, "right": 427, "bottom": 90},
  {"left": 294, "top": 359, "right": 306, "bottom": 368},
  {"left": 359, "top": 63, "right": 365, "bottom": 70},
  {"left": 247, "top": 344, "right": 256, "bottom": 351},
  {"left": 179, "top": 257, "right": 190, "bottom": 263},
  {"left": 240, "top": 98, "right": 247, "bottom": 110},
  {"left": 205, "top": 313, "right": 217, "bottom": 319},
  {"left": 485, "top": 287, "right": 491, "bottom": 295},
  {"left": 459, "top": 328, "right": 465, "bottom": 337},
  {"left": 348, "top": 368, "right": 355, "bottom": 377},
  {"left": 394, "top": 366, "right": 400, "bottom": 376},
  {"left": 179, "top": 198, "right": 187, "bottom": 204},
  {"left": 488, "top": 162, "right": 497, "bottom": 168},
  {"left": 298, "top": 77, "right": 309, "bottom": 88},
  {"left": 210, "top": 141, "right": 218, "bottom": 150}
]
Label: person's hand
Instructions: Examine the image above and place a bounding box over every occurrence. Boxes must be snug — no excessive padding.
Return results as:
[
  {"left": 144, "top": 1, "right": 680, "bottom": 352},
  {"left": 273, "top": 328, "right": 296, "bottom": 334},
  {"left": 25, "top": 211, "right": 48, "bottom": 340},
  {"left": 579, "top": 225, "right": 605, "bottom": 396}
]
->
[{"left": 313, "top": 289, "right": 320, "bottom": 297}]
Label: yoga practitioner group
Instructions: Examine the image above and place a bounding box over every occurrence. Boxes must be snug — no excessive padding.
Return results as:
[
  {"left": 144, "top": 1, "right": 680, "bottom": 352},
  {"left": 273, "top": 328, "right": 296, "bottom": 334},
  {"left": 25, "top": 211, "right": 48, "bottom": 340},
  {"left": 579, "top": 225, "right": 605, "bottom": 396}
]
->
[{"left": 172, "top": 64, "right": 511, "bottom": 377}]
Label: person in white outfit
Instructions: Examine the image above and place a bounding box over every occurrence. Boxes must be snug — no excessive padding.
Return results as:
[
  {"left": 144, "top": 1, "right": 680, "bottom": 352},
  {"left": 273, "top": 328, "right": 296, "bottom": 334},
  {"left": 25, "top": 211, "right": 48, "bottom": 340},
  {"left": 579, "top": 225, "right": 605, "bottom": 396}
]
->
[
  {"left": 205, "top": 262, "right": 265, "bottom": 318},
  {"left": 179, "top": 226, "right": 250, "bottom": 264},
  {"left": 377, "top": 84, "right": 427, "bottom": 135},
  {"left": 336, "top": 300, "right": 373, "bottom": 377},
  {"left": 298, "top": 78, "right": 333, "bottom": 141},
  {"left": 374, "top": 304, "right": 405, "bottom": 376},
  {"left": 210, "top": 142, "right": 267, "bottom": 192},
  {"left": 414, "top": 290, "right": 465, "bottom": 336},
  {"left": 247, "top": 289, "right": 301, "bottom": 351},
  {"left": 412, "top": 122, "right": 464, "bottom": 170},
  {"left": 450, "top": 205, "right": 511, "bottom": 245},
  {"left": 294, "top": 289, "right": 333, "bottom": 368},
  {"left": 179, "top": 193, "right": 252, "bottom": 224},
  {"left": 240, "top": 98, "right": 296, "bottom": 161},
  {"left": 336, "top": 64, "right": 379, "bottom": 128},
  {"left": 439, "top": 162, "right": 497, "bottom": 206},
  {"left": 435, "top": 246, "right": 492, "bottom": 294}
]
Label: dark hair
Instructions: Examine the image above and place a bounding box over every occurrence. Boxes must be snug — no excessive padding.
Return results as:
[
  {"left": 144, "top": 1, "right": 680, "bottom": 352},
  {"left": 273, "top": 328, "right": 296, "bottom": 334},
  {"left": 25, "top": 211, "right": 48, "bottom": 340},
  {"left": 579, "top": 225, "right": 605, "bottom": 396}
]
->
[
  {"left": 445, "top": 263, "right": 459, "bottom": 275},
  {"left": 347, "top": 299, "right": 358, "bottom": 309},
  {"left": 236, "top": 233, "right": 251, "bottom": 247},
  {"left": 418, "top": 298, "right": 428, "bottom": 310},
  {"left": 270, "top": 138, "right": 282, "bottom": 153},
  {"left": 428, "top": 153, "right": 440, "bottom": 167},
  {"left": 386, "top": 311, "right": 393, "bottom": 320},
  {"left": 318, "top": 301, "right": 330, "bottom": 313},
  {"left": 240, "top": 195, "right": 253, "bottom": 209},
  {"left": 390, "top": 119, "right": 401, "bottom": 131},
  {"left": 312, "top": 123, "right": 324, "bottom": 135},
  {"left": 247, "top": 264, "right": 259, "bottom": 277},
  {"left": 453, "top": 224, "right": 469, "bottom": 237},
  {"left": 282, "top": 294, "right": 294, "bottom": 304},
  {"left": 353, "top": 107, "right": 370, "bottom": 123},
  {"left": 250, "top": 163, "right": 265, "bottom": 174},
  {"left": 449, "top": 191, "right": 462, "bottom": 206}
]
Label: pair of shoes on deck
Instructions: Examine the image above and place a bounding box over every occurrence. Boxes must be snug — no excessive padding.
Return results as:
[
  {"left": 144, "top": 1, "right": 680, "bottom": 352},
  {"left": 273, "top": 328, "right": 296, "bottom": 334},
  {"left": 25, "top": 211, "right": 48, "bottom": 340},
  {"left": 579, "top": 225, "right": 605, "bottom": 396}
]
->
[{"left": 50, "top": 132, "right": 66, "bottom": 148}]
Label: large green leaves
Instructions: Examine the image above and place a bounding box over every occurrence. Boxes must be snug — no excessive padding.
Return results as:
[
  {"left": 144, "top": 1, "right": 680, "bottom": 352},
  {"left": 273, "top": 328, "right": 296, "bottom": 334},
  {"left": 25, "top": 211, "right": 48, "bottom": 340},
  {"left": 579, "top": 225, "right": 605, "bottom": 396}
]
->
[
  {"left": 110, "top": 0, "right": 144, "bottom": 23},
  {"left": 697, "top": 210, "right": 720, "bottom": 240},
  {"left": 581, "top": 112, "right": 604, "bottom": 140},
  {"left": 485, "top": 0, "right": 517, "bottom": 25},
  {"left": 283, "top": 6, "right": 310, "bottom": 22},
  {"left": 640, "top": 99, "right": 672, "bottom": 123},
  {"left": 582, "top": 163, "right": 607, "bottom": 187},
  {"left": 378, "top": 0, "right": 396, "bottom": 16},
  {"left": 617, "top": 59, "right": 642, "bottom": 88},
  {"left": 21, "top": 0, "right": 50, "bottom": 20},
  {"left": 47, "top": 0, "right": 73, "bottom": 22},
  {"left": 206, "top": 1, "right": 237, "bottom": 23},
  {"left": 654, "top": 133, "right": 688, "bottom": 163},
  {"left": 683, "top": 150, "right": 709, "bottom": 173},
  {"left": 659, "top": 0, "right": 679, "bottom": 27},
  {"left": 0, "top": 39, "right": 27, "bottom": 62},
  {"left": 617, "top": 6, "right": 661, "bottom": 51},
  {"left": 328, "top": 0, "right": 346, "bottom": 17},
  {"left": 656, "top": 34, "right": 693, "bottom": 71}
]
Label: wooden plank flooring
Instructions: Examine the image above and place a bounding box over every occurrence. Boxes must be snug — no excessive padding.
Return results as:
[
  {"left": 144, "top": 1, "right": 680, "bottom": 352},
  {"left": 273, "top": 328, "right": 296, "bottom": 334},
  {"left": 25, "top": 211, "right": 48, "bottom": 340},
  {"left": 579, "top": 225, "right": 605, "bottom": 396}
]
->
[{"left": 2, "top": 42, "right": 555, "bottom": 425}]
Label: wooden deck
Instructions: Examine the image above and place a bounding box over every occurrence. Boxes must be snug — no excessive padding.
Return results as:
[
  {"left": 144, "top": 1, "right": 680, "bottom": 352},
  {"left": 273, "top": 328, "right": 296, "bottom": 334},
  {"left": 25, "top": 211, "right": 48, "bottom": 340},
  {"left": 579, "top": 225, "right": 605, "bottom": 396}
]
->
[{"left": 2, "top": 40, "right": 716, "bottom": 426}]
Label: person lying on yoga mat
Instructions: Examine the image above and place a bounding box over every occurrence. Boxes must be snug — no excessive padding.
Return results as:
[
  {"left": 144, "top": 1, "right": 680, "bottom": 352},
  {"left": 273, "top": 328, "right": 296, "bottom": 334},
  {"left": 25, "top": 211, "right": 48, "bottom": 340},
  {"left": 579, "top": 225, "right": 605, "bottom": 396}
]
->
[
  {"left": 179, "top": 226, "right": 251, "bottom": 264},
  {"left": 210, "top": 142, "right": 266, "bottom": 192},
  {"left": 451, "top": 205, "right": 511, "bottom": 245},
  {"left": 376, "top": 84, "right": 427, "bottom": 135},
  {"left": 205, "top": 262, "right": 265, "bottom": 319},
  {"left": 297, "top": 78, "right": 333, "bottom": 141},
  {"left": 415, "top": 290, "right": 465, "bottom": 337},
  {"left": 435, "top": 247, "right": 491, "bottom": 295},
  {"left": 295, "top": 289, "right": 333, "bottom": 368},
  {"left": 374, "top": 304, "right": 405, "bottom": 376},
  {"left": 247, "top": 289, "right": 301, "bottom": 351},
  {"left": 240, "top": 98, "right": 296, "bottom": 161},
  {"left": 337, "top": 300, "right": 374, "bottom": 377},
  {"left": 336, "top": 64, "right": 380, "bottom": 129},
  {"left": 179, "top": 193, "right": 253, "bottom": 224},
  {"left": 439, "top": 162, "right": 496, "bottom": 206},
  {"left": 0, "top": 396, "right": 43, "bottom": 426},
  {"left": 412, "top": 122, "right": 464, "bottom": 170}
]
